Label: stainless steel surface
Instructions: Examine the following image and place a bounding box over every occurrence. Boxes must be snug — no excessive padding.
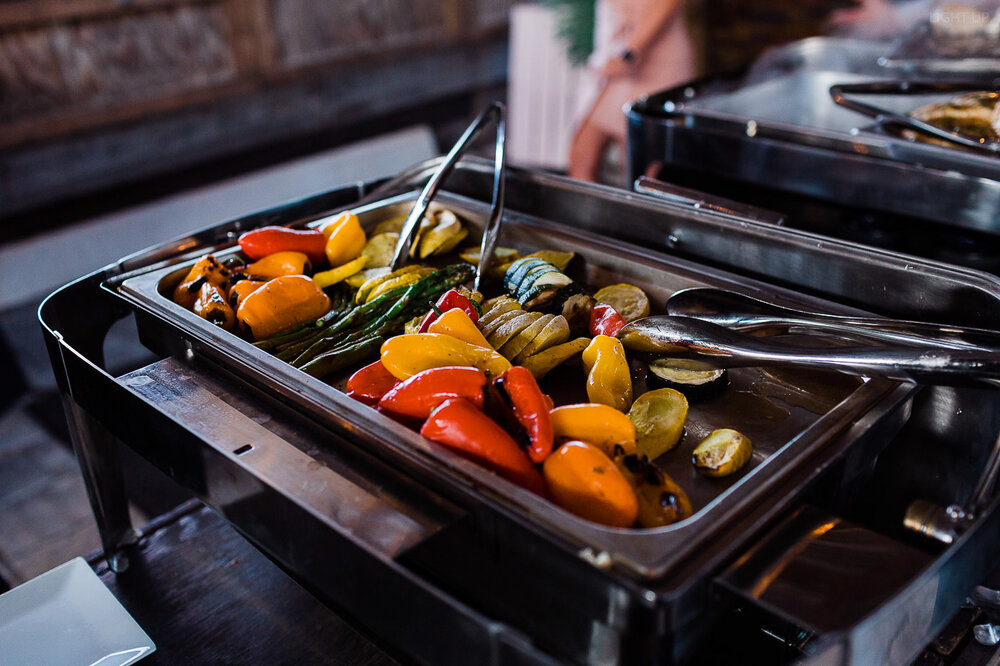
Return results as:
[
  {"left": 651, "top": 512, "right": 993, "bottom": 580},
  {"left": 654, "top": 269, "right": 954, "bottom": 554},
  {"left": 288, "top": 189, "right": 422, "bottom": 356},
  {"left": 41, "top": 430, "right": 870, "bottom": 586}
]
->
[
  {"left": 621, "top": 315, "right": 1000, "bottom": 385},
  {"left": 666, "top": 287, "right": 1000, "bottom": 351},
  {"left": 626, "top": 38, "right": 1000, "bottom": 236},
  {"left": 390, "top": 101, "right": 506, "bottom": 293},
  {"left": 975, "top": 623, "right": 1000, "bottom": 647},
  {"left": 633, "top": 176, "right": 785, "bottom": 225},
  {"left": 120, "top": 356, "right": 455, "bottom": 558},
  {"left": 718, "top": 505, "right": 933, "bottom": 634},
  {"left": 830, "top": 81, "right": 1000, "bottom": 154},
  {"left": 39, "top": 160, "right": 1000, "bottom": 665},
  {"left": 113, "top": 190, "right": 910, "bottom": 580}
]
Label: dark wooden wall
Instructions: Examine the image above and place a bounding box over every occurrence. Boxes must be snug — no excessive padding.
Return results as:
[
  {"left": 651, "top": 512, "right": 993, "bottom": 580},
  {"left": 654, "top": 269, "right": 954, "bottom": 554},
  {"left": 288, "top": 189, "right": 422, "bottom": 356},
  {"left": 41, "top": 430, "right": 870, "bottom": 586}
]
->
[{"left": 0, "top": 0, "right": 512, "bottom": 220}]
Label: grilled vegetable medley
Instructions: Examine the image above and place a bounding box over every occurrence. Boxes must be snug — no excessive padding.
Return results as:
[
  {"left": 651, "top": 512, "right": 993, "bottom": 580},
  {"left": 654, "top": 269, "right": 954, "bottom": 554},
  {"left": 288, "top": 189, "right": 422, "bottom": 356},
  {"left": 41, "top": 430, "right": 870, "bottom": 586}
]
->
[{"left": 170, "top": 206, "right": 753, "bottom": 528}]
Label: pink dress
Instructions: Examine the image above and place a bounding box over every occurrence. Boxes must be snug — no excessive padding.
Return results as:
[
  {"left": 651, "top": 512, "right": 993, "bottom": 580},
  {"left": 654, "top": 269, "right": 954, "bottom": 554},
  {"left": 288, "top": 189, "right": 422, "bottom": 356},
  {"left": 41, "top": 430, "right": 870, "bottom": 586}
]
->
[{"left": 584, "top": 0, "right": 696, "bottom": 141}]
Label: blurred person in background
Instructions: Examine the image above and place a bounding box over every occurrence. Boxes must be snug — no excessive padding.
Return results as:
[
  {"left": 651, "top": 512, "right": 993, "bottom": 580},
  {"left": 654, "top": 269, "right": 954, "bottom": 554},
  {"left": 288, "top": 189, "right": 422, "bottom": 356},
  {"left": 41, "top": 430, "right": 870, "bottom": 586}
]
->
[{"left": 569, "top": 0, "right": 696, "bottom": 182}]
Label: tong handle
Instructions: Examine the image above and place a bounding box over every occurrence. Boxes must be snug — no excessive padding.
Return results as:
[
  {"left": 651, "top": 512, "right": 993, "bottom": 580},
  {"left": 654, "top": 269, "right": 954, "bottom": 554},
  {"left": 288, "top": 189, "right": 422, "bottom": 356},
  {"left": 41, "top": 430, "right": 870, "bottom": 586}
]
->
[
  {"left": 829, "top": 81, "right": 1000, "bottom": 154},
  {"left": 391, "top": 102, "right": 506, "bottom": 292}
]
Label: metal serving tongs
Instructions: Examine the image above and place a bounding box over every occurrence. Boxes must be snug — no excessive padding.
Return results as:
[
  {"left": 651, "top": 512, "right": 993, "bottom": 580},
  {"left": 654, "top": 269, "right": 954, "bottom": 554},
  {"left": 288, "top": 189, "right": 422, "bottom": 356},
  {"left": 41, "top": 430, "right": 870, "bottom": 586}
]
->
[
  {"left": 666, "top": 287, "right": 1000, "bottom": 352},
  {"left": 829, "top": 81, "right": 1000, "bottom": 155},
  {"left": 619, "top": 315, "right": 1000, "bottom": 387},
  {"left": 389, "top": 102, "right": 506, "bottom": 292}
]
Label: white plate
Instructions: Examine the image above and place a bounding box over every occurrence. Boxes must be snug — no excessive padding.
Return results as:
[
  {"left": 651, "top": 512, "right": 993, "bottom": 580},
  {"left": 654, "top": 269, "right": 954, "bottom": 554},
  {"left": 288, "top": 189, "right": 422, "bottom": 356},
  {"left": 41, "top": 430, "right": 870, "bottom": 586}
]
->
[{"left": 0, "top": 557, "right": 155, "bottom": 666}]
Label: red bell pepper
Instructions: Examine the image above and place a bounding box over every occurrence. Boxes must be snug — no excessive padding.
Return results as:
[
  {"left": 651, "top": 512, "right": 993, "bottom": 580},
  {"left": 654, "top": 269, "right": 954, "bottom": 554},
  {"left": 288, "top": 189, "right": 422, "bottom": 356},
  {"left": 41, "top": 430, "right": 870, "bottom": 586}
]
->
[
  {"left": 346, "top": 360, "right": 401, "bottom": 406},
  {"left": 378, "top": 366, "right": 487, "bottom": 420},
  {"left": 421, "top": 398, "right": 547, "bottom": 496},
  {"left": 589, "top": 303, "right": 626, "bottom": 337},
  {"left": 238, "top": 226, "right": 327, "bottom": 266},
  {"left": 417, "top": 289, "right": 479, "bottom": 333},
  {"left": 490, "top": 366, "right": 554, "bottom": 464}
]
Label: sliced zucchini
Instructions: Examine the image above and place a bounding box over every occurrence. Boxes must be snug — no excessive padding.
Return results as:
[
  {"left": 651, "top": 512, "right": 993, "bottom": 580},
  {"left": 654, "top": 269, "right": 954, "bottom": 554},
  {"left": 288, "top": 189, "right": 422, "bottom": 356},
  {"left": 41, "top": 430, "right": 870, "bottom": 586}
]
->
[
  {"left": 504, "top": 258, "right": 549, "bottom": 293},
  {"left": 521, "top": 337, "right": 589, "bottom": 380},
  {"left": 487, "top": 312, "right": 541, "bottom": 350},
  {"left": 499, "top": 314, "right": 555, "bottom": 360},
  {"left": 613, "top": 452, "right": 692, "bottom": 527},
  {"left": 594, "top": 284, "right": 650, "bottom": 322},
  {"left": 628, "top": 388, "right": 689, "bottom": 460},
  {"left": 647, "top": 360, "right": 729, "bottom": 401},
  {"left": 692, "top": 429, "right": 752, "bottom": 477},
  {"left": 512, "top": 315, "right": 570, "bottom": 363},
  {"left": 360, "top": 232, "right": 399, "bottom": 269},
  {"left": 516, "top": 266, "right": 560, "bottom": 302}
]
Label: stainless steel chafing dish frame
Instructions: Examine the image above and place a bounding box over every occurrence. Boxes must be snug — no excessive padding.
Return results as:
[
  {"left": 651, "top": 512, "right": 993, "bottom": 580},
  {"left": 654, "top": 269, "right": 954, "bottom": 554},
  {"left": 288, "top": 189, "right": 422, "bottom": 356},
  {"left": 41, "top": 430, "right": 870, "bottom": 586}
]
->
[
  {"left": 625, "top": 37, "right": 1000, "bottom": 238},
  {"left": 40, "top": 158, "right": 1000, "bottom": 665}
]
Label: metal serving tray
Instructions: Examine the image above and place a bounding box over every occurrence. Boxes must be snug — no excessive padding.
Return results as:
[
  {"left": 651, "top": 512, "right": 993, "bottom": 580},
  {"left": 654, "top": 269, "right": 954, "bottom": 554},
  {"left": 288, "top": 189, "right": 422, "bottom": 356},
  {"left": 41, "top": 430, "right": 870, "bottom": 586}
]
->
[
  {"left": 627, "top": 38, "right": 1000, "bottom": 237},
  {"left": 111, "top": 190, "right": 909, "bottom": 580},
  {"left": 41, "top": 159, "right": 1000, "bottom": 664}
]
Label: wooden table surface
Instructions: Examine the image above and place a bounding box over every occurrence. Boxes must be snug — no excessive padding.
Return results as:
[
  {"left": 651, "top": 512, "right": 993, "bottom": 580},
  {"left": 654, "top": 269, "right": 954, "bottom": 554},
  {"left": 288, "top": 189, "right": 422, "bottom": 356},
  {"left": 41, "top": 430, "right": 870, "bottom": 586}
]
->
[{"left": 90, "top": 500, "right": 399, "bottom": 666}]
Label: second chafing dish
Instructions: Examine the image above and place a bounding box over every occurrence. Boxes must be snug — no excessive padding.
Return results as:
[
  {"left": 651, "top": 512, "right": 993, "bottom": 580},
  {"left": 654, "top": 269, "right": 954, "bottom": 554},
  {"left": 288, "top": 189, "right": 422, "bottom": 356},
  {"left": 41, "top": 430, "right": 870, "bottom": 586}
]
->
[{"left": 110, "top": 189, "right": 913, "bottom": 579}]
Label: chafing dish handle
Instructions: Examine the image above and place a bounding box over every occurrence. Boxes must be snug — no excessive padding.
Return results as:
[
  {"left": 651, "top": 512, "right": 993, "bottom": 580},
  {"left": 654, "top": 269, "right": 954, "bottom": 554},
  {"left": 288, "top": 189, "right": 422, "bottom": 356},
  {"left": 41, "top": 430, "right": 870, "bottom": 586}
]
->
[{"left": 634, "top": 176, "right": 786, "bottom": 226}]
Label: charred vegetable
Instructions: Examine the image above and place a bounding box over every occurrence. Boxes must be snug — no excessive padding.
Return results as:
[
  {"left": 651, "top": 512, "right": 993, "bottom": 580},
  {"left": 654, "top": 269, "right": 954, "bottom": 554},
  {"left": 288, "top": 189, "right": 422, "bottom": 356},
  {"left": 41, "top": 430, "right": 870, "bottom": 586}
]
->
[
  {"left": 613, "top": 450, "right": 692, "bottom": 527},
  {"left": 692, "top": 428, "right": 752, "bottom": 477},
  {"left": 173, "top": 255, "right": 232, "bottom": 310}
]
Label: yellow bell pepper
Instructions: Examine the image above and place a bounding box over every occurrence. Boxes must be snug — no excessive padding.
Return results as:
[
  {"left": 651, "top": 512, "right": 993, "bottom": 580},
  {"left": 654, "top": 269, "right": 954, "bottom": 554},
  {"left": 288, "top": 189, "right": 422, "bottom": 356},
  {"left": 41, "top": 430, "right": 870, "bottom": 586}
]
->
[
  {"left": 322, "top": 211, "right": 366, "bottom": 267},
  {"left": 237, "top": 275, "right": 330, "bottom": 340},
  {"left": 380, "top": 333, "right": 511, "bottom": 380},
  {"left": 312, "top": 255, "right": 367, "bottom": 289},
  {"left": 581, "top": 335, "right": 633, "bottom": 412},
  {"left": 427, "top": 308, "right": 492, "bottom": 348},
  {"left": 247, "top": 251, "right": 310, "bottom": 280},
  {"left": 549, "top": 403, "right": 636, "bottom": 456}
]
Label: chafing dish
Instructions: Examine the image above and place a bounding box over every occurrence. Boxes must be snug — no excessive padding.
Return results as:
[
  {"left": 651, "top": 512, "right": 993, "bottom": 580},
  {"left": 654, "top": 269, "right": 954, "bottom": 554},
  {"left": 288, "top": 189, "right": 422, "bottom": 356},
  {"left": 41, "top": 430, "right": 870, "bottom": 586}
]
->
[
  {"left": 626, "top": 37, "right": 1000, "bottom": 260},
  {"left": 41, "top": 158, "right": 1000, "bottom": 664}
]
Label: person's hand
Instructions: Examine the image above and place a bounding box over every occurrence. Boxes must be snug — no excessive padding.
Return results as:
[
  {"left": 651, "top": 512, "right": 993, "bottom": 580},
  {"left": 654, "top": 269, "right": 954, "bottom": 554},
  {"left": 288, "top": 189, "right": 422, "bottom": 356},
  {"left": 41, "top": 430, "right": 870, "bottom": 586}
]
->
[
  {"left": 827, "top": 0, "right": 901, "bottom": 36},
  {"left": 600, "top": 55, "right": 632, "bottom": 79}
]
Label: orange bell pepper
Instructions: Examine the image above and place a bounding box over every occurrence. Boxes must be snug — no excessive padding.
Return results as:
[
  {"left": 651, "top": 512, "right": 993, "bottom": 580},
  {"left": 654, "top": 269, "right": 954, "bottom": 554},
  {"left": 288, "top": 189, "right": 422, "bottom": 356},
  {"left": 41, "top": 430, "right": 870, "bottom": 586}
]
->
[
  {"left": 236, "top": 275, "right": 330, "bottom": 340},
  {"left": 322, "top": 211, "right": 367, "bottom": 267},
  {"left": 542, "top": 440, "right": 638, "bottom": 527},
  {"left": 193, "top": 282, "right": 235, "bottom": 330},
  {"left": 246, "top": 251, "right": 311, "bottom": 281},
  {"left": 173, "top": 254, "right": 231, "bottom": 310},
  {"left": 228, "top": 279, "right": 265, "bottom": 309}
]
